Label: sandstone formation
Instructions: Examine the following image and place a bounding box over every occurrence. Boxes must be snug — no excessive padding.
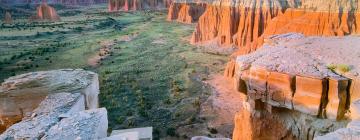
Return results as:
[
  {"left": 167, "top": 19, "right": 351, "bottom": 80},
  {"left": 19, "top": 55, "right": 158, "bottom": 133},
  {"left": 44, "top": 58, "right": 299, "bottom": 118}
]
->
[
  {"left": 0, "top": 69, "right": 99, "bottom": 133},
  {"left": 29, "top": 2, "right": 60, "bottom": 22},
  {"left": 315, "top": 100, "right": 360, "bottom": 140},
  {"left": 3, "top": 12, "right": 12, "bottom": 24},
  {"left": 191, "top": 0, "right": 360, "bottom": 51},
  {"left": 231, "top": 34, "right": 360, "bottom": 139},
  {"left": 108, "top": 0, "right": 172, "bottom": 12},
  {"left": 167, "top": 0, "right": 207, "bottom": 23},
  {"left": 178, "top": 0, "right": 360, "bottom": 80}
]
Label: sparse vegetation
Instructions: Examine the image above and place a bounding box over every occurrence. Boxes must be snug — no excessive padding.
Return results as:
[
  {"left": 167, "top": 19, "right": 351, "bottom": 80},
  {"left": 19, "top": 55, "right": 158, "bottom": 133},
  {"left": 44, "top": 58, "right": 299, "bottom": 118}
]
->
[
  {"left": 327, "top": 63, "right": 352, "bottom": 74},
  {"left": 0, "top": 5, "right": 228, "bottom": 139}
]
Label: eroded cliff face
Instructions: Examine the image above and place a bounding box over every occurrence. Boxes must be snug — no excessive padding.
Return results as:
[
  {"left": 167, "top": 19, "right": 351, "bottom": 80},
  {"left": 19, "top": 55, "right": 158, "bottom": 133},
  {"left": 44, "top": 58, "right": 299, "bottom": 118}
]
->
[
  {"left": 108, "top": 0, "right": 172, "bottom": 12},
  {"left": 183, "top": 0, "right": 360, "bottom": 79},
  {"left": 231, "top": 34, "right": 360, "bottom": 139},
  {"left": 29, "top": 3, "right": 60, "bottom": 21},
  {"left": 167, "top": 1, "right": 207, "bottom": 23}
]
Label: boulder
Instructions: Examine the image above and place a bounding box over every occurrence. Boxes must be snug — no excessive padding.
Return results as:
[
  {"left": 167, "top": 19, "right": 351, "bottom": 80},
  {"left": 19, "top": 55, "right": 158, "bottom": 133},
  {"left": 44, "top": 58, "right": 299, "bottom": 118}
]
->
[
  {"left": 0, "top": 92, "right": 85, "bottom": 139},
  {"left": 0, "top": 69, "right": 99, "bottom": 133}
]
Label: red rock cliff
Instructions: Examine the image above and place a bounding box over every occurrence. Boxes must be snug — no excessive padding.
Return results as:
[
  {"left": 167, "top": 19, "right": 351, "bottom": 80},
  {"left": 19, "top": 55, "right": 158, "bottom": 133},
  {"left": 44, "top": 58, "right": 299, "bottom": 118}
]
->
[
  {"left": 167, "top": 2, "right": 206, "bottom": 23},
  {"left": 188, "top": 0, "right": 360, "bottom": 78},
  {"left": 108, "top": 0, "right": 172, "bottom": 12},
  {"left": 30, "top": 2, "right": 60, "bottom": 21}
]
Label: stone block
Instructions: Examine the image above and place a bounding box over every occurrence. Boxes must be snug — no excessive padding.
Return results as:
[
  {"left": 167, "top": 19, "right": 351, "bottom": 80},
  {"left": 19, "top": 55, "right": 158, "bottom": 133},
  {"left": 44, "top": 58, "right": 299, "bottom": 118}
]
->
[
  {"left": 246, "top": 67, "right": 269, "bottom": 101},
  {"left": 293, "top": 76, "right": 327, "bottom": 116},
  {"left": 42, "top": 108, "right": 108, "bottom": 140},
  {"left": 267, "top": 72, "right": 295, "bottom": 109},
  {"left": 326, "top": 77, "right": 349, "bottom": 120}
]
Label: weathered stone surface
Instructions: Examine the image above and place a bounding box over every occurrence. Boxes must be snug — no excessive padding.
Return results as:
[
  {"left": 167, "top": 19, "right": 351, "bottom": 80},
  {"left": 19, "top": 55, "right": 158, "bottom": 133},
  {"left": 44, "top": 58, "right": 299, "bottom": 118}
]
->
[
  {"left": 232, "top": 102, "right": 297, "bottom": 140},
  {"left": 0, "top": 69, "right": 99, "bottom": 133},
  {"left": 167, "top": 2, "right": 206, "bottom": 23},
  {"left": 326, "top": 77, "right": 350, "bottom": 120},
  {"left": 314, "top": 121, "right": 360, "bottom": 140},
  {"left": 350, "top": 100, "right": 360, "bottom": 120},
  {"left": 233, "top": 34, "right": 360, "bottom": 118},
  {"left": 110, "top": 127, "right": 153, "bottom": 140},
  {"left": 267, "top": 72, "right": 294, "bottom": 109},
  {"left": 246, "top": 67, "right": 269, "bottom": 101},
  {"left": 41, "top": 108, "right": 108, "bottom": 140},
  {"left": 293, "top": 76, "right": 327, "bottom": 116},
  {"left": 0, "top": 92, "right": 85, "bottom": 139}
]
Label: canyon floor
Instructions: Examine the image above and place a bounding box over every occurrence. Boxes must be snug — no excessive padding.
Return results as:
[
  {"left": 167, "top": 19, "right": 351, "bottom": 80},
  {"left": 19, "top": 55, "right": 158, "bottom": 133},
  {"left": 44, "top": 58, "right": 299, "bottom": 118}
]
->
[{"left": 0, "top": 4, "right": 231, "bottom": 139}]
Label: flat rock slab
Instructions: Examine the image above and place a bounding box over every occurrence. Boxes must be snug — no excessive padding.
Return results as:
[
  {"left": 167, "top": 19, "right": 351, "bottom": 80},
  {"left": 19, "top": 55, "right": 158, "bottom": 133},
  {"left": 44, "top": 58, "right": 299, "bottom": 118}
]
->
[
  {"left": 0, "top": 92, "right": 84, "bottom": 139},
  {"left": 41, "top": 108, "right": 108, "bottom": 140},
  {"left": 111, "top": 127, "right": 153, "bottom": 140},
  {"left": 0, "top": 69, "right": 99, "bottom": 132}
]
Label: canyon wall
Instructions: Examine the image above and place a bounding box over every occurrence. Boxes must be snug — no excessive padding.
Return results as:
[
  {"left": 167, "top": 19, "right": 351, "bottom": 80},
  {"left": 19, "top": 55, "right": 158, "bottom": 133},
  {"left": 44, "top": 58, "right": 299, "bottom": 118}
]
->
[
  {"left": 108, "top": 0, "right": 172, "bottom": 12},
  {"left": 231, "top": 34, "right": 360, "bottom": 139},
  {"left": 167, "top": 1, "right": 207, "bottom": 23},
  {"left": 175, "top": 0, "right": 360, "bottom": 80}
]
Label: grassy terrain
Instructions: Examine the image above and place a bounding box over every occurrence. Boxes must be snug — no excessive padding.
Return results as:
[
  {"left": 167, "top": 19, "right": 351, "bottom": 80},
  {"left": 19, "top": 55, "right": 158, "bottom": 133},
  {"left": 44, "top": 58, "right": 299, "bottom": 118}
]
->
[{"left": 0, "top": 4, "right": 228, "bottom": 139}]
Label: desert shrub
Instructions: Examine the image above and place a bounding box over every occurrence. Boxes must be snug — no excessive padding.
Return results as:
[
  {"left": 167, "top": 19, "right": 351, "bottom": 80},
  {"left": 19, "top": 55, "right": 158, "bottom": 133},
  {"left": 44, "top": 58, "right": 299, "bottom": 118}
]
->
[
  {"left": 166, "top": 127, "right": 177, "bottom": 137},
  {"left": 337, "top": 64, "right": 351, "bottom": 73},
  {"left": 208, "top": 128, "right": 218, "bottom": 134},
  {"left": 327, "top": 64, "right": 351, "bottom": 73}
]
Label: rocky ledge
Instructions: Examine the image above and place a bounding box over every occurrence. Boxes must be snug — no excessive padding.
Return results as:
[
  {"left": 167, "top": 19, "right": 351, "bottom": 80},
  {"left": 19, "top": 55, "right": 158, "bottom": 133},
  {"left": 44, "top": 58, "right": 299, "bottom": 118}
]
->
[
  {"left": 231, "top": 33, "right": 360, "bottom": 139},
  {"left": 0, "top": 69, "right": 99, "bottom": 133}
]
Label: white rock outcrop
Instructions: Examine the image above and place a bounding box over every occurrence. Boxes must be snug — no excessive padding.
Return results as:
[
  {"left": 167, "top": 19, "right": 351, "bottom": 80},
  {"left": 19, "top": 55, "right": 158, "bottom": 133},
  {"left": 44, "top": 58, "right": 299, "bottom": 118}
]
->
[
  {"left": 0, "top": 92, "right": 85, "bottom": 139},
  {"left": 0, "top": 69, "right": 99, "bottom": 131}
]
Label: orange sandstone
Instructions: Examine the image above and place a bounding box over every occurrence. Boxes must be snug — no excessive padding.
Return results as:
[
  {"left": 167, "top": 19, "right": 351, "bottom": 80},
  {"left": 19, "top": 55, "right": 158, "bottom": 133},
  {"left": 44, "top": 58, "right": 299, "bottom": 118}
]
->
[
  {"left": 30, "top": 3, "right": 60, "bottom": 21},
  {"left": 167, "top": 2, "right": 206, "bottom": 23},
  {"left": 4, "top": 12, "right": 12, "bottom": 24}
]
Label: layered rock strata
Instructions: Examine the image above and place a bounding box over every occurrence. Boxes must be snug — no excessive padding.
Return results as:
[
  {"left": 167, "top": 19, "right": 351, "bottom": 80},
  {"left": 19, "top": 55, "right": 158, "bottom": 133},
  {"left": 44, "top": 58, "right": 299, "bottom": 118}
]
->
[
  {"left": 315, "top": 100, "right": 360, "bottom": 140},
  {"left": 231, "top": 34, "right": 360, "bottom": 139},
  {"left": 0, "top": 69, "right": 99, "bottom": 133},
  {"left": 167, "top": 0, "right": 207, "bottom": 23},
  {"left": 108, "top": 0, "right": 172, "bottom": 12},
  {"left": 29, "top": 2, "right": 60, "bottom": 21}
]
